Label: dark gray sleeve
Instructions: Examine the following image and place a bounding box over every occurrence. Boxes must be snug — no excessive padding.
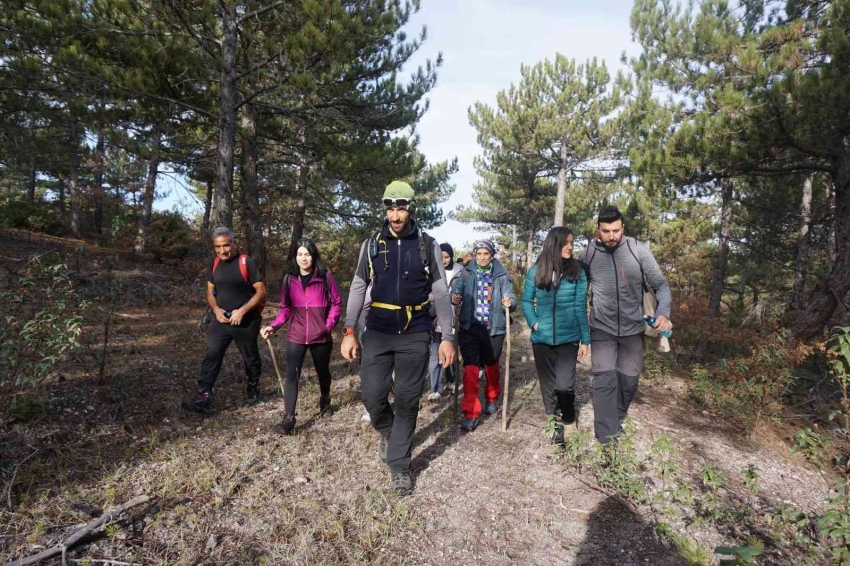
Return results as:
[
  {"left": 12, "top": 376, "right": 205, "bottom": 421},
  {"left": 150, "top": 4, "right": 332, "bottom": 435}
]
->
[
  {"left": 640, "top": 242, "right": 671, "bottom": 318},
  {"left": 430, "top": 241, "right": 454, "bottom": 341},
  {"left": 344, "top": 241, "right": 370, "bottom": 329}
]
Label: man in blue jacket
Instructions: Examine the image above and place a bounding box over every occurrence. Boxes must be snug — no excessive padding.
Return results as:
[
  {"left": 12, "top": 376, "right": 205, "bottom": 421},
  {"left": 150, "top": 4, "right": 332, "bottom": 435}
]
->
[
  {"left": 451, "top": 240, "right": 516, "bottom": 431},
  {"left": 580, "top": 206, "right": 672, "bottom": 444},
  {"left": 341, "top": 181, "right": 455, "bottom": 495}
]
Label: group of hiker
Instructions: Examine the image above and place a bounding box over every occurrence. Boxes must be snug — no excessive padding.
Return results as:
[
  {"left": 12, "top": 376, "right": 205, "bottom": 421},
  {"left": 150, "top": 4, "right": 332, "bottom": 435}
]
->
[{"left": 183, "top": 180, "right": 672, "bottom": 496}]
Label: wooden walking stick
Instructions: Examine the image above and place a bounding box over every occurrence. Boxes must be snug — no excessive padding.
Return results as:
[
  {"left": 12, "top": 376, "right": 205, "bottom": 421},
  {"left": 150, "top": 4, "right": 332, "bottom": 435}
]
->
[
  {"left": 502, "top": 297, "right": 511, "bottom": 432},
  {"left": 265, "top": 337, "right": 285, "bottom": 398}
]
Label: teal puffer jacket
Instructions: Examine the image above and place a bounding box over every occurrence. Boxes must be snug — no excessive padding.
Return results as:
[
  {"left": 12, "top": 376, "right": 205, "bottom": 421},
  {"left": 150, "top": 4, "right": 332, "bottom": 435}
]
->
[{"left": 521, "top": 264, "right": 590, "bottom": 345}]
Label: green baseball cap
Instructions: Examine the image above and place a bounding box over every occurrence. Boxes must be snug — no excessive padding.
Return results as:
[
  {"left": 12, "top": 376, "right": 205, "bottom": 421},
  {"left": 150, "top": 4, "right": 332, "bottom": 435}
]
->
[{"left": 382, "top": 181, "right": 415, "bottom": 201}]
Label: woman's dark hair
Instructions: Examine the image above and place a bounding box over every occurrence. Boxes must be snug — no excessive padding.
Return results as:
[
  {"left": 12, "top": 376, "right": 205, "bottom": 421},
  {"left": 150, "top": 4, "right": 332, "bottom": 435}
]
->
[
  {"left": 533, "top": 226, "right": 580, "bottom": 290},
  {"left": 286, "top": 238, "right": 327, "bottom": 279}
]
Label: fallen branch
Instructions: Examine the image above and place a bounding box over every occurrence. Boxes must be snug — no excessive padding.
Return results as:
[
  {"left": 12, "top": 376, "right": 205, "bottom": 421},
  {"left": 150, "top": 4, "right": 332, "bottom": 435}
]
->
[
  {"left": 3, "top": 495, "right": 151, "bottom": 566},
  {"left": 5, "top": 449, "right": 38, "bottom": 511}
]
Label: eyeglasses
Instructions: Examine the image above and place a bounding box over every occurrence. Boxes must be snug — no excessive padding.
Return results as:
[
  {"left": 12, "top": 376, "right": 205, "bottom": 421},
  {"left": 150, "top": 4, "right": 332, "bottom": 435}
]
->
[{"left": 383, "top": 198, "right": 412, "bottom": 209}]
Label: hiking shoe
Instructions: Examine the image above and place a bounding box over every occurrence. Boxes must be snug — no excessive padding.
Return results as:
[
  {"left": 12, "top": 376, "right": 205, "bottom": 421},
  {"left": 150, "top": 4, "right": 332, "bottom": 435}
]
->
[
  {"left": 273, "top": 413, "right": 296, "bottom": 435},
  {"left": 551, "top": 425, "right": 565, "bottom": 446},
  {"left": 244, "top": 384, "right": 261, "bottom": 406},
  {"left": 460, "top": 417, "right": 479, "bottom": 432},
  {"left": 391, "top": 471, "right": 413, "bottom": 496},
  {"left": 483, "top": 402, "right": 498, "bottom": 415},
  {"left": 378, "top": 435, "right": 390, "bottom": 463},
  {"left": 319, "top": 396, "right": 331, "bottom": 416},
  {"left": 181, "top": 390, "right": 211, "bottom": 413},
  {"left": 427, "top": 392, "right": 442, "bottom": 401}
]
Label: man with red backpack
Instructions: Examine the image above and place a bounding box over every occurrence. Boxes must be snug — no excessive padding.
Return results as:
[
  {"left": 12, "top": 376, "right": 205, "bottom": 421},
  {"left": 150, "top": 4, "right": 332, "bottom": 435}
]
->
[{"left": 182, "top": 227, "right": 267, "bottom": 413}]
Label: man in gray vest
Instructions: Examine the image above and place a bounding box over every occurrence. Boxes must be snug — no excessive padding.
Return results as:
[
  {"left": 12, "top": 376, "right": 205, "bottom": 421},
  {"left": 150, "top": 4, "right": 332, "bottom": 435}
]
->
[{"left": 580, "top": 206, "right": 672, "bottom": 444}]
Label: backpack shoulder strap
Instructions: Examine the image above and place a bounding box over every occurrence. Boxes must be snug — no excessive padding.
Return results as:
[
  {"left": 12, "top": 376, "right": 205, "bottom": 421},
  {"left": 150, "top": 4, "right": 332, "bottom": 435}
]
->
[
  {"left": 238, "top": 254, "right": 249, "bottom": 283},
  {"left": 419, "top": 230, "right": 434, "bottom": 279},
  {"left": 211, "top": 256, "right": 221, "bottom": 278},
  {"left": 366, "top": 231, "right": 384, "bottom": 283},
  {"left": 625, "top": 237, "right": 650, "bottom": 292}
]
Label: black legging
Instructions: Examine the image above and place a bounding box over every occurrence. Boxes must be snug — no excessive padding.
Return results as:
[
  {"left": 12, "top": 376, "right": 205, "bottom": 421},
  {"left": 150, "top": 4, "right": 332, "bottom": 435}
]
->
[{"left": 284, "top": 341, "right": 333, "bottom": 416}]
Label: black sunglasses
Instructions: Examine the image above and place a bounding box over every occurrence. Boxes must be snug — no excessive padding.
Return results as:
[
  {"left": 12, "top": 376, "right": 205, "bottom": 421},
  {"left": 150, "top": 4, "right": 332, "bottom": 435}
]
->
[{"left": 382, "top": 198, "right": 412, "bottom": 209}]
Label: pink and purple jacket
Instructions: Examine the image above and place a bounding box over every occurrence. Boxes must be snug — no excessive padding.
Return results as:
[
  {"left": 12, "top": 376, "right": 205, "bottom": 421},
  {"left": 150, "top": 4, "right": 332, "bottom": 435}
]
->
[{"left": 269, "top": 272, "right": 342, "bottom": 344}]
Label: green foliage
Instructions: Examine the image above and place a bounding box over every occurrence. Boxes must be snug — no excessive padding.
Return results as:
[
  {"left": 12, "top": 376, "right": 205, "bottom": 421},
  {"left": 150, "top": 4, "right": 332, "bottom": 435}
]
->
[
  {"left": 714, "top": 545, "right": 762, "bottom": 566},
  {"left": 740, "top": 465, "right": 760, "bottom": 493},
  {"left": 0, "top": 259, "right": 87, "bottom": 415},
  {"left": 657, "top": 522, "right": 712, "bottom": 566},
  {"left": 0, "top": 202, "right": 65, "bottom": 235},
  {"left": 828, "top": 326, "right": 850, "bottom": 429}
]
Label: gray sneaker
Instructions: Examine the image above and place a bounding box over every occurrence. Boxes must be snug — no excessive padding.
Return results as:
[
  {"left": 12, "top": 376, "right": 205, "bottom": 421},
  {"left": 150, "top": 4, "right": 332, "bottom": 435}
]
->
[
  {"left": 378, "top": 435, "right": 389, "bottom": 463},
  {"left": 460, "top": 417, "right": 479, "bottom": 432},
  {"left": 483, "top": 402, "right": 498, "bottom": 415},
  {"left": 391, "top": 471, "right": 413, "bottom": 496}
]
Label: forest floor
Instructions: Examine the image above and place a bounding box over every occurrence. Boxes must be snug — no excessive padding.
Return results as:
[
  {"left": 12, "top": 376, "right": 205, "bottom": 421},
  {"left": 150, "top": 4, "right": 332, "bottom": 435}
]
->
[{"left": 0, "top": 230, "right": 839, "bottom": 565}]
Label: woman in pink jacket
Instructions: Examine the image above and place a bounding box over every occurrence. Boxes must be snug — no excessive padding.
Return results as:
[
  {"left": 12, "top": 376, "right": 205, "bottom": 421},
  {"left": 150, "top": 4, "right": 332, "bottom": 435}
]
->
[{"left": 261, "top": 239, "right": 342, "bottom": 435}]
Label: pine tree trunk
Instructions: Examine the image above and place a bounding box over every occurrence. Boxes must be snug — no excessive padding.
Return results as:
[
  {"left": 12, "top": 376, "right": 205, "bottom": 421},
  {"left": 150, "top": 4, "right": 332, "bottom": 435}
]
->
[
  {"left": 67, "top": 113, "right": 82, "bottom": 237},
  {"left": 240, "top": 104, "right": 266, "bottom": 274},
  {"left": 827, "top": 181, "right": 837, "bottom": 273},
  {"left": 27, "top": 155, "right": 36, "bottom": 204},
  {"left": 708, "top": 179, "right": 733, "bottom": 317},
  {"left": 134, "top": 128, "right": 162, "bottom": 254},
  {"left": 553, "top": 136, "right": 568, "bottom": 227},
  {"left": 211, "top": 4, "right": 238, "bottom": 232},
  {"left": 794, "top": 147, "right": 850, "bottom": 339},
  {"left": 289, "top": 127, "right": 309, "bottom": 258},
  {"left": 202, "top": 179, "right": 213, "bottom": 232},
  {"left": 525, "top": 220, "right": 536, "bottom": 271},
  {"left": 93, "top": 126, "right": 106, "bottom": 235},
  {"left": 790, "top": 176, "right": 813, "bottom": 310},
  {"left": 511, "top": 224, "right": 519, "bottom": 272},
  {"left": 58, "top": 181, "right": 65, "bottom": 212}
]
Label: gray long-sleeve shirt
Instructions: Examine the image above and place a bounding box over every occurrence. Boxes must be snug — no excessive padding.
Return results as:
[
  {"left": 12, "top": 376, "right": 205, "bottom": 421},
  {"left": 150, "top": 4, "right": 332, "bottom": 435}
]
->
[
  {"left": 579, "top": 236, "right": 671, "bottom": 337},
  {"left": 344, "top": 236, "right": 454, "bottom": 342}
]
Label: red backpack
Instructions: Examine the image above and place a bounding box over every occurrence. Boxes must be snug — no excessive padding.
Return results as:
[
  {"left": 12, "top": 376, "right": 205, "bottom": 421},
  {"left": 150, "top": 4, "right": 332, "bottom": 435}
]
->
[{"left": 211, "top": 254, "right": 266, "bottom": 312}]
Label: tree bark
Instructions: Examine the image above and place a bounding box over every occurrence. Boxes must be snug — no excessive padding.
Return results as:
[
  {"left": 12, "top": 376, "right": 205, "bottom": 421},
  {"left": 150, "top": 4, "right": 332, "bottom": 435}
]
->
[
  {"left": 553, "top": 135, "right": 568, "bottom": 227},
  {"left": 794, "top": 149, "right": 850, "bottom": 339},
  {"left": 708, "top": 179, "right": 733, "bottom": 318},
  {"left": 511, "top": 224, "right": 519, "bottom": 272},
  {"left": 827, "top": 180, "right": 837, "bottom": 273},
  {"left": 27, "top": 155, "right": 36, "bottom": 204},
  {"left": 790, "top": 175, "right": 813, "bottom": 310},
  {"left": 202, "top": 179, "right": 214, "bottom": 232},
  {"left": 239, "top": 104, "right": 266, "bottom": 273},
  {"left": 93, "top": 125, "right": 106, "bottom": 235},
  {"left": 67, "top": 112, "right": 82, "bottom": 237},
  {"left": 134, "top": 127, "right": 162, "bottom": 254},
  {"left": 289, "top": 127, "right": 309, "bottom": 258},
  {"left": 210, "top": 3, "right": 238, "bottom": 232}
]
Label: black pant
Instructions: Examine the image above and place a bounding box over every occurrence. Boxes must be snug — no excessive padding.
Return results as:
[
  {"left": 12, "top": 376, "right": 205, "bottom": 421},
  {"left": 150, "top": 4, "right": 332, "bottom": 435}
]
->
[
  {"left": 591, "top": 329, "right": 644, "bottom": 443},
  {"left": 199, "top": 313, "right": 262, "bottom": 391},
  {"left": 284, "top": 341, "right": 333, "bottom": 416},
  {"left": 360, "top": 330, "right": 430, "bottom": 473},
  {"left": 458, "top": 323, "right": 505, "bottom": 367},
  {"left": 532, "top": 342, "right": 579, "bottom": 423}
]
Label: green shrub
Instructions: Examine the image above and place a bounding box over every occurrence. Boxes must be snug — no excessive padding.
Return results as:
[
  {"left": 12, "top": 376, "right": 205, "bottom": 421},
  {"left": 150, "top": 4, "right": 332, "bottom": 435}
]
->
[{"left": 0, "top": 201, "right": 65, "bottom": 235}]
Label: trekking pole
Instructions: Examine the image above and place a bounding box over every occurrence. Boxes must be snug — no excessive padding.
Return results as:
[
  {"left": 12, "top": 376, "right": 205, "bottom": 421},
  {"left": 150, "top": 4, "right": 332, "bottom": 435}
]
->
[
  {"left": 502, "top": 298, "right": 511, "bottom": 432},
  {"left": 452, "top": 306, "right": 460, "bottom": 421},
  {"left": 265, "top": 337, "right": 285, "bottom": 398}
]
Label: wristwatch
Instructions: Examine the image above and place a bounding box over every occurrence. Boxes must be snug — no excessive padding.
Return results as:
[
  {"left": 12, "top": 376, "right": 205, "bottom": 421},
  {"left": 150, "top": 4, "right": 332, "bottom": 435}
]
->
[{"left": 342, "top": 327, "right": 355, "bottom": 337}]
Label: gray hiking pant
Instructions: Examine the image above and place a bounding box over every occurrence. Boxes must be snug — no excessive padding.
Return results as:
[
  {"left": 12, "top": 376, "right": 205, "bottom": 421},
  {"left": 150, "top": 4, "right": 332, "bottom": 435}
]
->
[{"left": 590, "top": 328, "right": 644, "bottom": 444}]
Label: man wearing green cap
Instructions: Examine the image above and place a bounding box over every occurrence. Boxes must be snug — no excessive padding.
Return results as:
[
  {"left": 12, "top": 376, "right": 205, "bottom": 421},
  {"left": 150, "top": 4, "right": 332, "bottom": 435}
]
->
[{"left": 341, "top": 181, "right": 455, "bottom": 496}]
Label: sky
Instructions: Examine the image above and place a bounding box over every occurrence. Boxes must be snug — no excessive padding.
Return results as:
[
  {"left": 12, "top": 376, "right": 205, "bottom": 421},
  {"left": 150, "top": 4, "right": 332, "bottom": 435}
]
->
[{"left": 156, "top": 0, "right": 640, "bottom": 250}]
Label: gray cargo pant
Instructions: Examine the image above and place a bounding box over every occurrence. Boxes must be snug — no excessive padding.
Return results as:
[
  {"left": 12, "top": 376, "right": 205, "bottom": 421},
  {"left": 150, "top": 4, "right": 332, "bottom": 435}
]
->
[{"left": 590, "top": 328, "right": 644, "bottom": 444}]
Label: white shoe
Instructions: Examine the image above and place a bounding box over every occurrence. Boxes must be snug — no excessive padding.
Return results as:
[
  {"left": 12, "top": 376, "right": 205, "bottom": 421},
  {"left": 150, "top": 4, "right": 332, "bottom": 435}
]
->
[
  {"left": 428, "top": 392, "right": 442, "bottom": 401},
  {"left": 360, "top": 411, "right": 371, "bottom": 422}
]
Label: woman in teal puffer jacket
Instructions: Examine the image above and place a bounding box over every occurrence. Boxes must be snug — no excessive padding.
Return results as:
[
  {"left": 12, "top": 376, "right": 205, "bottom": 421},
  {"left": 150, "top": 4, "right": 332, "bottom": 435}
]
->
[{"left": 521, "top": 226, "right": 590, "bottom": 445}]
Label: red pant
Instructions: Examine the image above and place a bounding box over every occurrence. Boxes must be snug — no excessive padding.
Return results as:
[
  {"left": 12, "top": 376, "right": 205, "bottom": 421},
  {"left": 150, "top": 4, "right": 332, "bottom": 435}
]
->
[{"left": 461, "top": 364, "right": 501, "bottom": 418}]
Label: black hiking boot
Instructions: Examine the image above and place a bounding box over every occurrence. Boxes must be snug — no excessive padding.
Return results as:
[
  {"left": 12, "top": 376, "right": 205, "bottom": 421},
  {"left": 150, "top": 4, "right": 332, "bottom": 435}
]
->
[
  {"left": 483, "top": 401, "right": 498, "bottom": 415},
  {"left": 551, "top": 423, "right": 565, "bottom": 446},
  {"left": 391, "top": 471, "right": 413, "bottom": 496},
  {"left": 460, "top": 417, "right": 479, "bottom": 432},
  {"left": 319, "top": 396, "right": 332, "bottom": 417},
  {"left": 244, "top": 383, "right": 261, "bottom": 406},
  {"left": 378, "top": 435, "right": 390, "bottom": 463},
  {"left": 273, "top": 413, "right": 296, "bottom": 435},
  {"left": 181, "top": 389, "right": 212, "bottom": 413}
]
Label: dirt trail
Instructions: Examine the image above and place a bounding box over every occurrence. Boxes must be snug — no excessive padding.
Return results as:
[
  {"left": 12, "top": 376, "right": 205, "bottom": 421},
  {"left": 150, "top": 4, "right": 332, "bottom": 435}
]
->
[{"left": 0, "top": 233, "right": 834, "bottom": 564}]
